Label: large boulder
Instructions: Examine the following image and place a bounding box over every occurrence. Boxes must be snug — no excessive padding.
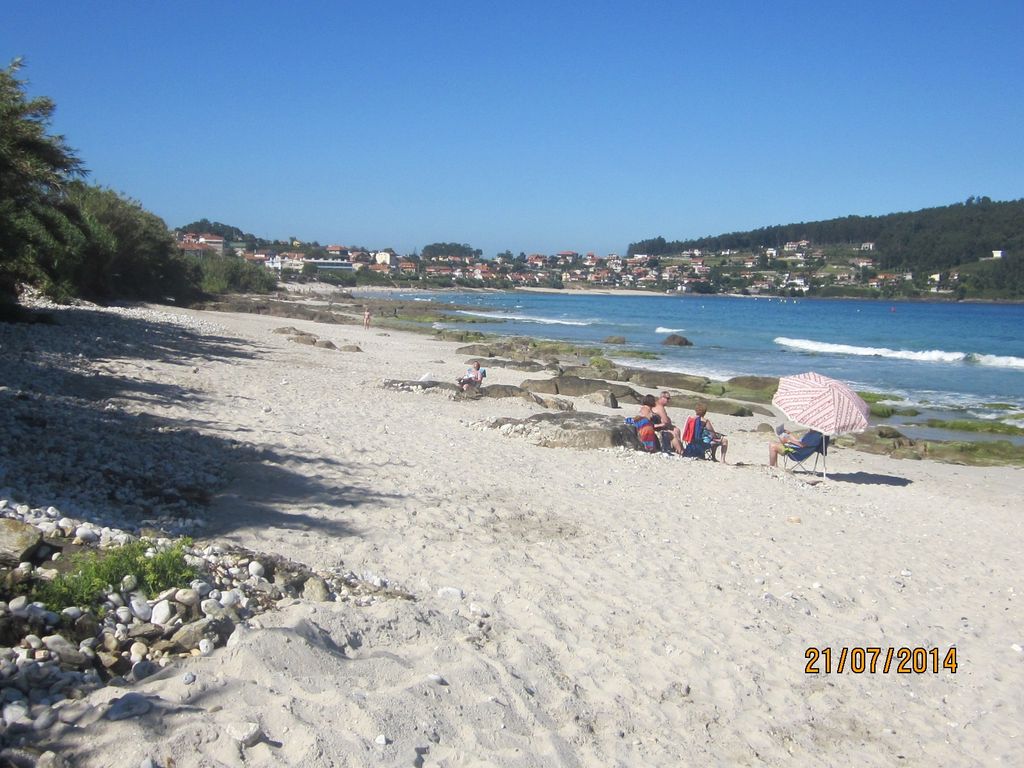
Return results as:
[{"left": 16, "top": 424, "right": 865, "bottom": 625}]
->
[
  {"left": 475, "top": 357, "right": 553, "bottom": 373},
  {"left": 563, "top": 377, "right": 640, "bottom": 402},
  {"left": 455, "top": 344, "right": 496, "bottom": 357},
  {"left": 478, "top": 384, "right": 531, "bottom": 400},
  {"left": 627, "top": 370, "right": 710, "bottom": 392},
  {"left": 0, "top": 519, "right": 41, "bottom": 567},
  {"left": 602, "top": 336, "right": 627, "bottom": 344},
  {"left": 661, "top": 334, "right": 692, "bottom": 347},
  {"left": 491, "top": 412, "right": 643, "bottom": 451},
  {"left": 519, "top": 378, "right": 560, "bottom": 395},
  {"left": 560, "top": 365, "right": 630, "bottom": 381},
  {"left": 588, "top": 390, "right": 619, "bottom": 408}
]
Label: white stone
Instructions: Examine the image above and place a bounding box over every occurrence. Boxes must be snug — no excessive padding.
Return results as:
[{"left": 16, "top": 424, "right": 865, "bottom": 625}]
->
[
  {"left": 8, "top": 596, "right": 28, "bottom": 614},
  {"left": 130, "top": 598, "right": 152, "bottom": 621},
  {"left": 115, "top": 606, "right": 133, "bottom": 624},
  {"left": 219, "top": 590, "right": 240, "bottom": 608},
  {"left": 74, "top": 526, "right": 99, "bottom": 543},
  {"left": 437, "top": 587, "right": 464, "bottom": 600},
  {"left": 3, "top": 701, "right": 29, "bottom": 724},
  {"left": 130, "top": 642, "right": 148, "bottom": 662},
  {"left": 150, "top": 600, "right": 173, "bottom": 626},
  {"left": 375, "top": 734, "right": 388, "bottom": 746},
  {"left": 200, "top": 599, "right": 222, "bottom": 617},
  {"left": 174, "top": 588, "right": 199, "bottom": 606},
  {"left": 121, "top": 575, "right": 138, "bottom": 592},
  {"left": 198, "top": 638, "right": 215, "bottom": 656},
  {"left": 248, "top": 561, "right": 265, "bottom": 578},
  {"left": 230, "top": 721, "right": 264, "bottom": 747}
]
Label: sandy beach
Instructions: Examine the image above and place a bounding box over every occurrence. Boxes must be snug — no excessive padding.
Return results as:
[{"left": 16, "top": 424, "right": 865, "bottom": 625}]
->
[{"left": 3, "top": 295, "right": 1022, "bottom": 767}]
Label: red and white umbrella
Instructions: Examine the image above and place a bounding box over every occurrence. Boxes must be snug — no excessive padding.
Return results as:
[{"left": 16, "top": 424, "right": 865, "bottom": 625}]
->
[{"left": 772, "top": 372, "right": 869, "bottom": 435}]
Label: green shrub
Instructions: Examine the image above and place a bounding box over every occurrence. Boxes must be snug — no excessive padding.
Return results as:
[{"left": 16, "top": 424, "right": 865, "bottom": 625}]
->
[
  {"left": 35, "top": 539, "right": 197, "bottom": 610},
  {"left": 196, "top": 257, "right": 277, "bottom": 295}
]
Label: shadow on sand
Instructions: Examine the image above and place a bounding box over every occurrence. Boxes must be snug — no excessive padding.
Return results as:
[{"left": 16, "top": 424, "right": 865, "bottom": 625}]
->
[
  {"left": 824, "top": 471, "right": 912, "bottom": 487},
  {"left": 0, "top": 306, "right": 397, "bottom": 541}
]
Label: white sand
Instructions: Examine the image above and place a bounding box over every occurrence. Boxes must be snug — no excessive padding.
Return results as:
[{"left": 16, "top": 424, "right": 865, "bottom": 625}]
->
[{"left": 39, "top": 303, "right": 1024, "bottom": 766}]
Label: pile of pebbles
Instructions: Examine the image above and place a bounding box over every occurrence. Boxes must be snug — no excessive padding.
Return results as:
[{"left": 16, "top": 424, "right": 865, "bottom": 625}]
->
[{"left": 0, "top": 497, "right": 409, "bottom": 754}]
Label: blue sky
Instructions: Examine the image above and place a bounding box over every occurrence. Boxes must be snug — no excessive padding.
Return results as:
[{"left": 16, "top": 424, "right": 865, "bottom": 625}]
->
[{"left": 4, "top": 1, "right": 1022, "bottom": 256}]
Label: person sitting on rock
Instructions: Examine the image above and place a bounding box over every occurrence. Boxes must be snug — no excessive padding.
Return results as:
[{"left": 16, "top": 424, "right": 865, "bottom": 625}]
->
[
  {"left": 630, "top": 394, "right": 659, "bottom": 452},
  {"left": 457, "top": 361, "right": 486, "bottom": 391}
]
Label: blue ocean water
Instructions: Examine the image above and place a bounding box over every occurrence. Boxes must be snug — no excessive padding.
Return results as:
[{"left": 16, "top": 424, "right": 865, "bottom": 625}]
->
[{"left": 386, "top": 290, "right": 1024, "bottom": 426}]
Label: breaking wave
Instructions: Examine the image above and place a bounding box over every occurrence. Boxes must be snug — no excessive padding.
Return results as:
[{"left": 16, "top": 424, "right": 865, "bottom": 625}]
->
[
  {"left": 775, "top": 337, "right": 1024, "bottom": 369},
  {"left": 655, "top": 327, "right": 685, "bottom": 334}
]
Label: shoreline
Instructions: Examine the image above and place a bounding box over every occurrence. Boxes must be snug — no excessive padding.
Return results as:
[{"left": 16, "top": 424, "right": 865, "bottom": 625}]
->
[
  {"left": 322, "top": 285, "right": 1024, "bottom": 450},
  {"left": 339, "top": 281, "right": 1024, "bottom": 305}
]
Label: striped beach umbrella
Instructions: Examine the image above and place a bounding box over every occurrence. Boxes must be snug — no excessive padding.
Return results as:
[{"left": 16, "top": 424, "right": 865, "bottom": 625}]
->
[{"left": 772, "top": 371, "right": 870, "bottom": 435}]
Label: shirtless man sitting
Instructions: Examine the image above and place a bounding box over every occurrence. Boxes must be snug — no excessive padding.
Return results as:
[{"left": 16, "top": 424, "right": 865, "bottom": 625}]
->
[{"left": 652, "top": 391, "right": 684, "bottom": 454}]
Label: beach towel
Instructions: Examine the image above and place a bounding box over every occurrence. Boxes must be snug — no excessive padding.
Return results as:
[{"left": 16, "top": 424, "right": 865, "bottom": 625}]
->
[{"left": 627, "top": 416, "right": 658, "bottom": 452}]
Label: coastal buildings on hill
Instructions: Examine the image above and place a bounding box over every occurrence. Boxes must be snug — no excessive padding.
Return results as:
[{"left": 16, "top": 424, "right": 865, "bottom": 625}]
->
[{"left": 175, "top": 230, "right": 998, "bottom": 298}]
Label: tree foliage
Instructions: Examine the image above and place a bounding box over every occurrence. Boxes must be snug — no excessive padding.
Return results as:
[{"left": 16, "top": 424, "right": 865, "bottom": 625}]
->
[
  {"left": 178, "top": 218, "right": 257, "bottom": 243},
  {"left": 630, "top": 198, "right": 1024, "bottom": 269},
  {"left": 420, "top": 242, "right": 482, "bottom": 260},
  {"left": 0, "top": 59, "right": 86, "bottom": 305},
  {"left": 0, "top": 61, "right": 275, "bottom": 310}
]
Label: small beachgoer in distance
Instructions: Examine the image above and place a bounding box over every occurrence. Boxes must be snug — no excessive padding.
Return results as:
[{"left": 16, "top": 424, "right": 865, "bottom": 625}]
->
[
  {"left": 690, "top": 403, "right": 728, "bottom": 462},
  {"left": 363, "top": 307, "right": 372, "bottom": 329},
  {"left": 652, "top": 390, "right": 683, "bottom": 454},
  {"left": 457, "top": 361, "right": 485, "bottom": 391}
]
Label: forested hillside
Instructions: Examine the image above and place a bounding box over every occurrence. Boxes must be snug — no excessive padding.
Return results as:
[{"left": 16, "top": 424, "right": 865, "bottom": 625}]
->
[{"left": 630, "top": 198, "right": 1024, "bottom": 272}]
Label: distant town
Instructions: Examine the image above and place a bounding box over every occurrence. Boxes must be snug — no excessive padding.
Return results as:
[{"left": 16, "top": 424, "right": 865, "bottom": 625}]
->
[{"left": 175, "top": 231, "right": 1006, "bottom": 298}]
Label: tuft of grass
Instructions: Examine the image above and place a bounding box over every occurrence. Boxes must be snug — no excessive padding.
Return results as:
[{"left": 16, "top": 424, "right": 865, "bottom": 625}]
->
[{"left": 35, "top": 540, "right": 197, "bottom": 611}]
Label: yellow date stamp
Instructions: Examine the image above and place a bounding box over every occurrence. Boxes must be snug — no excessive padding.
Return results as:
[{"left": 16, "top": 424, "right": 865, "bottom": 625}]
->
[{"left": 804, "top": 646, "right": 958, "bottom": 674}]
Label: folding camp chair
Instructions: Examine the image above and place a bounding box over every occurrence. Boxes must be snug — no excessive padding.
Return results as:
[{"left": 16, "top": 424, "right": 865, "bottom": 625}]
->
[
  {"left": 782, "top": 431, "right": 829, "bottom": 478},
  {"left": 682, "top": 416, "right": 716, "bottom": 460}
]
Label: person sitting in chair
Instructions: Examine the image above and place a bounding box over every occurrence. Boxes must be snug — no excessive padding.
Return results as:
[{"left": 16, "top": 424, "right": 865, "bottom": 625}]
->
[
  {"left": 695, "top": 403, "right": 728, "bottom": 462},
  {"left": 768, "top": 425, "right": 809, "bottom": 467},
  {"left": 457, "top": 361, "right": 485, "bottom": 391}
]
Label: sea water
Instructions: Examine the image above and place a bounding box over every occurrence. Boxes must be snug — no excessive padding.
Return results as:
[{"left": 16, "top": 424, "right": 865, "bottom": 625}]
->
[{"left": 384, "top": 290, "right": 1024, "bottom": 432}]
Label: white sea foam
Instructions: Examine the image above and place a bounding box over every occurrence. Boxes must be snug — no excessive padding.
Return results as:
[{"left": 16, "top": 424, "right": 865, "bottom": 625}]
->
[
  {"left": 454, "top": 310, "right": 593, "bottom": 326},
  {"left": 775, "top": 337, "right": 966, "bottom": 362},
  {"left": 655, "top": 327, "right": 685, "bottom": 334},
  {"left": 774, "top": 337, "right": 1024, "bottom": 370},
  {"left": 971, "top": 353, "right": 1024, "bottom": 370}
]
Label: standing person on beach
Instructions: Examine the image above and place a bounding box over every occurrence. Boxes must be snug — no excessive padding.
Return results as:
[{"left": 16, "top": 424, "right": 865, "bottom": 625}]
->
[
  {"left": 363, "top": 306, "right": 371, "bottom": 330},
  {"left": 652, "top": 391, "right": 683, "bottom": 454}
]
